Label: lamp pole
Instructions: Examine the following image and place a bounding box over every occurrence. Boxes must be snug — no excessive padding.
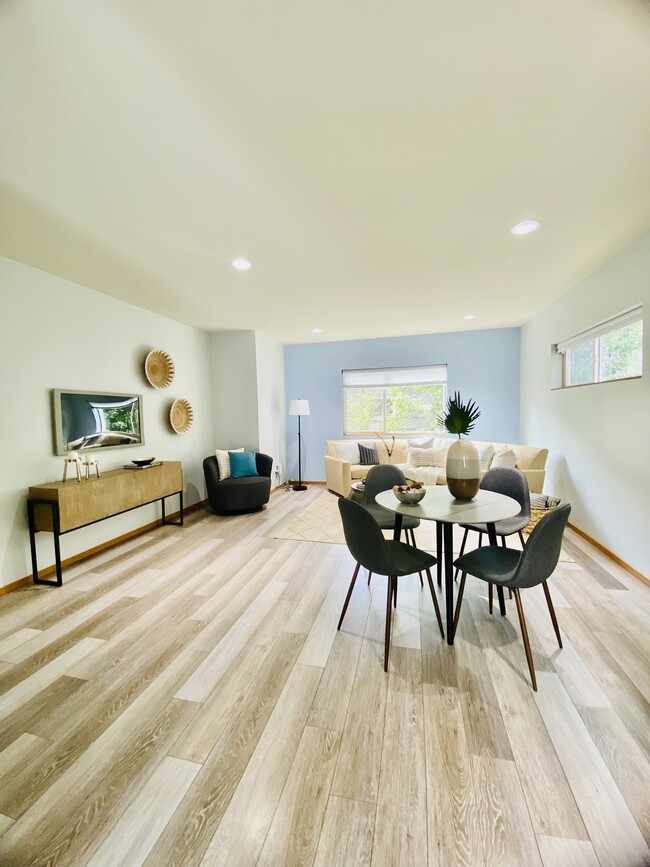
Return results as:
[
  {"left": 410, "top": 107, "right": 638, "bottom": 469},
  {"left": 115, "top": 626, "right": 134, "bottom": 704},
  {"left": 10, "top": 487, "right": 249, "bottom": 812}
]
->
[
  {"left": 294, "top": 414, "right": 306, "bottom": 491},
  {"left": 288, "top": 399, "right": 310, "bottom": 492}
]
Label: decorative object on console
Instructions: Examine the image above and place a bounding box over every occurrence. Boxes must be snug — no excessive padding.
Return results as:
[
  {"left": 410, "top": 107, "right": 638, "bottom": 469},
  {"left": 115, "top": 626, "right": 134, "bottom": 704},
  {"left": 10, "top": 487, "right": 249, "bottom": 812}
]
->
[
  {"left": 62, "top": 452, "right": 82, "bottom": 483},
  {"left": 81, "top": 453, "right": 100, "bottom": 480},
  {"left": 169, "top": 398, "right": 194, "bottom": 434},
  {"left": 144, "top": 349, "right": 175, "bottom": 389},
  {"left": 131, "top": 457, "right": 156, "bottom": 467},
  {"left": 439, "top": 392, "right": 481, "bottom": 500},
  {"left": 289, "top": 399, "right": 310, "bottom": 491}
]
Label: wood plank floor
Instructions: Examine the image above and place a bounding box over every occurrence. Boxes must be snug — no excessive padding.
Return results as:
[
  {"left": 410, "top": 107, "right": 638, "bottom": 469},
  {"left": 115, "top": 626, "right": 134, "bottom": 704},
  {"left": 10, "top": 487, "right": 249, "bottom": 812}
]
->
[{"left": 1, "top": 487, "right": 649, "bottom": 867}]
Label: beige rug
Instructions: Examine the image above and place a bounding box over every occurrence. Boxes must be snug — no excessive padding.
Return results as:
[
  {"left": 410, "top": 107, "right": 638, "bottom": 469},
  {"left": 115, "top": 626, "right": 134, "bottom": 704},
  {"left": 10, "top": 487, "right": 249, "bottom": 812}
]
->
[{"left": 274, "top": 489, "right": 573, "bottom": 560}]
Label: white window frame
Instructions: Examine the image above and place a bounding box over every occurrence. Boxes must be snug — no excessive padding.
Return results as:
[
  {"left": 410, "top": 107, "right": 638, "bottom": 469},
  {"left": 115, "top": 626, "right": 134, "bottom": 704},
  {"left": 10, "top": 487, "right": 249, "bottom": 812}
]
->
[
  {"left": 342, "top": 364, "right": 448, "bottom": 435},
  {"left": 554, "top": 304, "right": 643, "bottom": 388}
]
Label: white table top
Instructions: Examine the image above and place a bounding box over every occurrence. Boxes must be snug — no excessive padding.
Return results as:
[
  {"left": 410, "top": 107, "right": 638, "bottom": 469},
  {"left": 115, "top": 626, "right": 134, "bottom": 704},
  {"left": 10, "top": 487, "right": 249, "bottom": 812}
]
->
[{"left": 375, "top": 486, "right": 520, "bottom": 525}]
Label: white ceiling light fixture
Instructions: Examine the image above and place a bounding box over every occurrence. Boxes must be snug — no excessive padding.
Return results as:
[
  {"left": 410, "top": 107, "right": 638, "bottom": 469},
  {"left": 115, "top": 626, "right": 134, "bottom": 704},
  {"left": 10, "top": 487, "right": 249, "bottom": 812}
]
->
[
  {"left": 312, "top": 327, "right": 323, "bottom": 333},
  {"left": 463, "top": 314, "right": 476, "bottom": 320},
  {"left": 511, "top": 220, "right": 541, "bottom": 236},
  {"left": 231, "top": 258, "right": 252, "bottom": 270}
]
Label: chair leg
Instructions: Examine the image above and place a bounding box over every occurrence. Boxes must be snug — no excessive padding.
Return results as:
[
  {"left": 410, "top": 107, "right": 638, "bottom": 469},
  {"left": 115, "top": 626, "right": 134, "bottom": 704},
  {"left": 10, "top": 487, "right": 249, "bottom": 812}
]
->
[
  {"left": 367, "top": 570, "right": 372, "bottom": 586},
  {"left": 518, "top": 530, "right": 526, "bottom": 548},
  {"left": 501, "top": 536, "right": 507, "bottom": 548},
  {"left": 393, "top": 577, "right": 398, "bottom": 608},
  {"left": 384, "top": 576, "right": 394, "bottom": 672},
  {"left": 477, "top": 532, "right": 483, "bottom": 547},
  {"left": 488, "top": 583, "right": 493, "bottom": 614},
  {"left": 452, "top": 572, "right": 467, "bottom": 640},
  {"left": 454, "top": 528, "right": 469, "bottom": 580},
  {"left": 513, "top": 589, "right": 537, "bottom": 691},
  {"left": 425, "top": 568, "right": 445, "bottom": 638},
  {"left": 337, "top": 562, "right": 360, "bottom": 630},
  {"left": 542, "top": 580, "right": 563, "bottom": 649}
]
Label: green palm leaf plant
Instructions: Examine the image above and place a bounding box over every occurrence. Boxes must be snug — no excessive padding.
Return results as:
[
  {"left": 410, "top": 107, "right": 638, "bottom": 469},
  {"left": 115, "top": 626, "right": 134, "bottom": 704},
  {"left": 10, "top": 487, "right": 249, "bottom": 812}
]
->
[{"left": 439, "top": 392, "right": 481, "bottom": 438}]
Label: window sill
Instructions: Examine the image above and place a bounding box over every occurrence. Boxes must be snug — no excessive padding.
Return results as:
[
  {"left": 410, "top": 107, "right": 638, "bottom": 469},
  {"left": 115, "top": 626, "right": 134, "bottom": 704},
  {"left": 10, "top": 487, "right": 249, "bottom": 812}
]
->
[{"left": 552, "top": 375, "right": 642, "bottom": 391}]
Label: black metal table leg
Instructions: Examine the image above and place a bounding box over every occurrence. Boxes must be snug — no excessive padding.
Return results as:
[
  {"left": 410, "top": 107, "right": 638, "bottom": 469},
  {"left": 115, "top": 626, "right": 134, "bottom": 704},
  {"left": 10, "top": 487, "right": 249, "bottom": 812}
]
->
[
  {"left": 162, "top": 491, "right": 184, "bottom": 526},
  {"left": 436, "top": 521, "right": 443, "bottom": 587},
  {"left": 486, "top": 522, "right": 506, "bottom": 615},
  {"left": 443, "top": 521, "right": 454, "bottom": 644},
  {"left": 29, "top": 499, "right": 63, "bottom": 586},
  {"left": 393, "top": 513, "right": 403, "bottom": 542}
]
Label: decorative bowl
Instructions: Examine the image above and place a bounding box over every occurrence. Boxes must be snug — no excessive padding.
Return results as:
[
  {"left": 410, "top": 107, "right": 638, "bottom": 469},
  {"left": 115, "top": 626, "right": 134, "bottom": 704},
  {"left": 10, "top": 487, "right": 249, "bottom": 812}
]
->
[
  {"left": 393, "top": 485, "right": 426, "bottom": 504},
  {"left": 132, "top": 458, "right": 156, "bottom": 467}
]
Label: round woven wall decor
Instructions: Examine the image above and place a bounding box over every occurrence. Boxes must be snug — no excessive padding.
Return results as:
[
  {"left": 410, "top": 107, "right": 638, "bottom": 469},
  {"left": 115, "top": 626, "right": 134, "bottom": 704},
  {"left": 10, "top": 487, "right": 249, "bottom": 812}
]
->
[
  {"left": 169, "top": 398, "right": 194, "bottom": 434},
  {"left": 145, "top": 349, "right": 175, "bottom": 389}
]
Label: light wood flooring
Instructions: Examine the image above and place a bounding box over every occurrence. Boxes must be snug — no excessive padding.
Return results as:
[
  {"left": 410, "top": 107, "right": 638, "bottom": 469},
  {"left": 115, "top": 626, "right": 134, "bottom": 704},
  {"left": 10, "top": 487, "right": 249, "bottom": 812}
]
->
[{"left": 0, "top": 486, "right": 649, "bottom": 867}]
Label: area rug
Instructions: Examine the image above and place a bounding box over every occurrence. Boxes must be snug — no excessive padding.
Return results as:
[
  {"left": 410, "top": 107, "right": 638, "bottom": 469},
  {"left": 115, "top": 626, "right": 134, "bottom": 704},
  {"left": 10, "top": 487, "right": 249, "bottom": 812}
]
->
[{"left": 274, "top": 489, "right": 573, "bottom": 560}]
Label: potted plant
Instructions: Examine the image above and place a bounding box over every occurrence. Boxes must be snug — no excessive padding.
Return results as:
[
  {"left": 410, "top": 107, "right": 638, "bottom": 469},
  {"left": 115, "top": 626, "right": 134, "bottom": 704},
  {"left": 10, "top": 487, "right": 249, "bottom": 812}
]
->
[{"left": 439, "top": 392, "right": 481, "bottom": 499}]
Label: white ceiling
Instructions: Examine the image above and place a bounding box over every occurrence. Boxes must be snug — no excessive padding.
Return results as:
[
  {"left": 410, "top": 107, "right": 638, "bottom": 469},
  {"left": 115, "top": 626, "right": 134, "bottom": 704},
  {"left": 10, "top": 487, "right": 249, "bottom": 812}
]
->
[{"left": 1, "top": 0, "right": 649, "bottom": 344}]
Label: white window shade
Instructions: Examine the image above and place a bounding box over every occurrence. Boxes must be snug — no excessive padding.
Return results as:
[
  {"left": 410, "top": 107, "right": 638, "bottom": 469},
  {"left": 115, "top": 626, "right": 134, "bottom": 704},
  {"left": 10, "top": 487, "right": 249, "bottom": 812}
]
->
[
  {"left": 556, "top": 304, "right": 642, "bottom": 354},
  {"left": 343, "top": 365, "right": 447, "bottom": 387}
]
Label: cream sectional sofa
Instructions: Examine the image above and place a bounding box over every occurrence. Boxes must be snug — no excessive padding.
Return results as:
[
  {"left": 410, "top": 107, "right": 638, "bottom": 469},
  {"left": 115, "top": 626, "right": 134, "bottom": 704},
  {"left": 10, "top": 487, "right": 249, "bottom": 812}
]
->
[{"left": 324, "top": 438, "right": 548, "bottom": 498}]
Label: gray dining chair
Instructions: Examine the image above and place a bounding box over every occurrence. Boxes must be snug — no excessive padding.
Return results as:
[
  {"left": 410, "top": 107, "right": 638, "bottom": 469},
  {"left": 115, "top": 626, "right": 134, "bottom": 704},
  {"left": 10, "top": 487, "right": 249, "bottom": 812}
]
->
[
  {"left": 362, "top": 464, "right": 423, "bottom": 587},
  {"left": 454, "top": 467, "right": 531, "bottom": 591},
  {"left": 452, "top": 503, "right": 571, "bottom": 690},
  {"left": 338, "top": 497, "right": 444, "bottom": 671}
]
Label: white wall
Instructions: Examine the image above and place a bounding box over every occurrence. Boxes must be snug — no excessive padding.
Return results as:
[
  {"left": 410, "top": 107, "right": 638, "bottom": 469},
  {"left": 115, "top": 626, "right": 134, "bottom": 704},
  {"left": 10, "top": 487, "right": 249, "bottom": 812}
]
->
[
  {"left": 521, "top": 231, "right": 650, "bottom": 578},
  {"left": 255, "top": 332, "right": 285, "bottom": 480},
  {"left": 209, "top": 331, "right": 260, "bottom": 451},
  {"left": 0, "top": 256, "right": 214, "bottom": 588}
]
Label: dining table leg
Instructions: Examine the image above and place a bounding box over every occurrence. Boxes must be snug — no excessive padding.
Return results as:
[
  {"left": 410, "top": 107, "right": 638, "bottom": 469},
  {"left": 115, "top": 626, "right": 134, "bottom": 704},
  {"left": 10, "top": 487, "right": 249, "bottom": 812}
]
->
[
  {"left": 486, "top": 522, "right": 507, "bottom": 615},
  {"left": 393, "top": 513, "right": 403, "bottom": 542},
  {"left": 436, "top": 521, "right": 443, "bottom": 587},
  {"left": 443, "top": 522, "right": 454, "bottom": 645}
]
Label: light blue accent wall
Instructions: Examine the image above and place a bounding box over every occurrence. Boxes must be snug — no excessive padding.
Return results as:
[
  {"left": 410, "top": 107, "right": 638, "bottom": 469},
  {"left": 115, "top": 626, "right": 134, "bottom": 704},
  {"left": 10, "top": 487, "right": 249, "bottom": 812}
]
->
[{"left": 284, "top": 327, "right": 521, "bottom": 481}]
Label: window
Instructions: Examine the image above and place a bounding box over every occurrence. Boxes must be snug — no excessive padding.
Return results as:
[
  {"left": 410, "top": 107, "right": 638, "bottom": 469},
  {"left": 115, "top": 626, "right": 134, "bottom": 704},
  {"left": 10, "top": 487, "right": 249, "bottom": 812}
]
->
[
  {"left": 343, "top": 365, "right": 447, "bottom": 435},
  {"left": 556, "top": 305, "right": 643, "bottom": 388}
]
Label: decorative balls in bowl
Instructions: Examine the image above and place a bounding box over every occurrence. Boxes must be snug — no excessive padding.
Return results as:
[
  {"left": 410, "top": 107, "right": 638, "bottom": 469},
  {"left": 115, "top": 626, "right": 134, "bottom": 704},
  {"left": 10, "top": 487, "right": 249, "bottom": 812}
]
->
[{"left": 393, "top": 483, "right": 426, "bottom": 504}]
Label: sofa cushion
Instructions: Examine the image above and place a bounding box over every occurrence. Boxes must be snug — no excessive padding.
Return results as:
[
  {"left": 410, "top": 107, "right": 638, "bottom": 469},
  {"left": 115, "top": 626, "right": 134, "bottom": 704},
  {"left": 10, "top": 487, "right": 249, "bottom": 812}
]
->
[
  {"left": 492, "top": 447, "right": 517, "bottom": 469},
  {"left": 216, "top": 447, "right": 244, "bottom": 480},
  {"left": 334, "top": 441, "right": 360, "bottom": 463},
  {"left": 478, "top": 444, "right": 495, "bottom": 471},
  {"left": 408, "top": 437, "right": 434, "bottom": 448},
  {"left": 407, "top": 446, "right": 448, "bottom": 468},
  {"left": 358, "top": 443, "right": 379, "bottom": 465},
  {"left": 229, "top": 450, "right": 259, "bottom": 478}
]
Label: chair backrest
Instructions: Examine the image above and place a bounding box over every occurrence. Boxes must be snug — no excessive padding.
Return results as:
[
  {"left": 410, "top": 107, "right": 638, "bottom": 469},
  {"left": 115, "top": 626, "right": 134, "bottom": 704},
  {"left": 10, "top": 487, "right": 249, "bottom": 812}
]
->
[
  {"left": 338, "top": 497, "right": 398, "bottom": 577},
  {"left": 511, "top": 503, "right": 571, "bottom": 588},
  {"left": 480, "top": 467, "right": 531, "bottom": 520},
  {"left": 362, "top": 464, "right": 407, "bottom": 506}
]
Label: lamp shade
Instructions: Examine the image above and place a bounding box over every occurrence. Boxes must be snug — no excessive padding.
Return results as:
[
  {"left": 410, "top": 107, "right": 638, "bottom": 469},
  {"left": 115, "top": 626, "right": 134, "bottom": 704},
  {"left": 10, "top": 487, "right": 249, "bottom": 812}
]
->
[{"left": 289, "top": 399, "right": 310, "bottom": 416}]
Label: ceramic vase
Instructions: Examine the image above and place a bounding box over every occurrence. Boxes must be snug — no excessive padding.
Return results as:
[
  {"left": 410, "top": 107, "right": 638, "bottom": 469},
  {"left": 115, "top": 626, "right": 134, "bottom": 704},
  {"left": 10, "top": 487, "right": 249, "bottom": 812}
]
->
[{"left": 446, "top": 438, "right": 480, "bottom": 500}]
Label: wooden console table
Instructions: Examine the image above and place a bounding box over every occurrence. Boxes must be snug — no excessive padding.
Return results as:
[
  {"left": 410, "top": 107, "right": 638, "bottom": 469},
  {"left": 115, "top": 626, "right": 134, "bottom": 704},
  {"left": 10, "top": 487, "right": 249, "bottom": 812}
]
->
[{"left": 27, "top": 462, "right": 183, "bottom": 586}]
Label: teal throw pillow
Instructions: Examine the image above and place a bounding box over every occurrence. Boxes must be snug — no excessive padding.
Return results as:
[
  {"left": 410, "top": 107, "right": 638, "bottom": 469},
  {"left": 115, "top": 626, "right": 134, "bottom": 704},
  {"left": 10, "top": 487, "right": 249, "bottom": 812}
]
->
[{"left": 229, "top": 450, "right": 258, "bottom": 479}]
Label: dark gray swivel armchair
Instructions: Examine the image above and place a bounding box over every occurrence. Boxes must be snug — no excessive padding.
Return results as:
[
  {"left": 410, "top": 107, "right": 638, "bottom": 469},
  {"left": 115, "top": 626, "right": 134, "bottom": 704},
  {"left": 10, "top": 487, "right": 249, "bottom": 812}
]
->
[{"left": 203, "top": 453, "right": 272, "bottom": 515}]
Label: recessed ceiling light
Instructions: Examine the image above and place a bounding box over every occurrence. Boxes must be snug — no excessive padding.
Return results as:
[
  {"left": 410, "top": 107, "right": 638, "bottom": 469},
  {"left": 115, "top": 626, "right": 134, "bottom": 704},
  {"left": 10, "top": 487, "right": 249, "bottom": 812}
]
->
[
  {"left": 463, "top": 314, "right": 476, "bottom": 320},
  {"left": 231, "top": 258, "right": 252, "bottom": 270},
  {"left": 312, "top": 327, "right": 323, "bottom": 334},
  {"left": 511, "top": 220, "right": 541, "bottom": 236}
]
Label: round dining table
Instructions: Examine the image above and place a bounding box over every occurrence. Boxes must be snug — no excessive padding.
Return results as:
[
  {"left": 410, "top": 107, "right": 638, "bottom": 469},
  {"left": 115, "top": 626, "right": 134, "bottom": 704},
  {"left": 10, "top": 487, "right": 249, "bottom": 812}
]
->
[{"left": 375, "top": 486, "right": 520, "bottom": 644}]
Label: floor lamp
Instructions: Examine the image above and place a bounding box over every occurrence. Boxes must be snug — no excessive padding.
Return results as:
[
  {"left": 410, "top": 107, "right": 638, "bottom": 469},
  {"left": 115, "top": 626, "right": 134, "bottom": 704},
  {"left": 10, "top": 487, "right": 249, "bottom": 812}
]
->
[{"left": 289, "top": 399, "right": 310, "bottom": 491}]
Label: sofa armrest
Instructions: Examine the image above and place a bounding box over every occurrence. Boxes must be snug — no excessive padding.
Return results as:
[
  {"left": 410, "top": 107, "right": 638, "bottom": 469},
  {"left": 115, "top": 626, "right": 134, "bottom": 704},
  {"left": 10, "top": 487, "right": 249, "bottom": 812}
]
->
[
  {"left": 522, "top": 468, "right": 546, "bottom": 494},
  {"left": 324, "top": 455, "right": 352, "bottom": 497}
]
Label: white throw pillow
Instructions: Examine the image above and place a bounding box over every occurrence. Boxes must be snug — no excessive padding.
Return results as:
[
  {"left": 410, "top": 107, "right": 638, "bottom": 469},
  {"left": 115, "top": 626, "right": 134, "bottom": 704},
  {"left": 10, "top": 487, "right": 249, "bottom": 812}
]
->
[
  {"left": 491, "top": 447, "right": 517, "bottom": 469},
  {"left": 478, "top": 444, "right": 495, "bottom": 471},
  {"left": 215, "top": 447, "right": 244, "bottom": 480},
  {"left": 408, "top": 446, "right": 448, "bottom": 468},
  {"left": 433, "top": 437, "right": 453, "bottom": 450},
  {"left": 334, "top": 441, "right": 361, "bottom": 463},
  {"left": 408, "top": 437, "right": 434, "bottom": 449}
]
